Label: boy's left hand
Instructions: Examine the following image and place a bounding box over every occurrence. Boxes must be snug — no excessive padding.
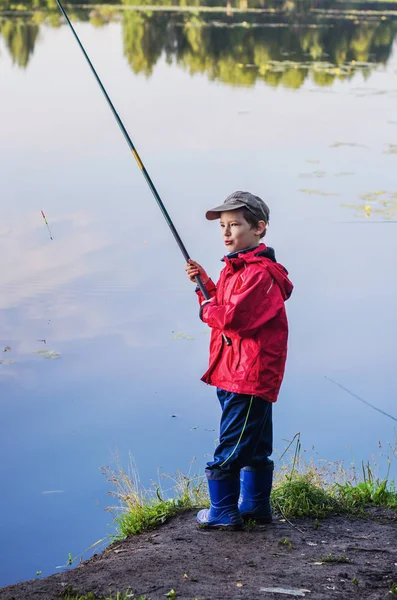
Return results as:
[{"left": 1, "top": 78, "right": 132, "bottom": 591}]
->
[{"left": 185, "top": 259, "right": 209, "bottom": 284}]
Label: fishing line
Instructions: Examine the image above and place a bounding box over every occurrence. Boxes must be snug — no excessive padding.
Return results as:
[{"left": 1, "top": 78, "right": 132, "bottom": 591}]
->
[{"left": 325, "top": 376, "right": 397, "bottom": 422}]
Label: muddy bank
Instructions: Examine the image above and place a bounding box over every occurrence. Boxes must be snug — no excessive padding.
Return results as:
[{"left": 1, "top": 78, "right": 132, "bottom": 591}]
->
[{"left": 1, "top": 508, "right": 396, "bottom": 600}]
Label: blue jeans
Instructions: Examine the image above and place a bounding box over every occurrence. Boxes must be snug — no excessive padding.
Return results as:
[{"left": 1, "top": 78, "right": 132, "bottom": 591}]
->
[{"left": 206, "top": 389, "right": 273, "bottom": 479}]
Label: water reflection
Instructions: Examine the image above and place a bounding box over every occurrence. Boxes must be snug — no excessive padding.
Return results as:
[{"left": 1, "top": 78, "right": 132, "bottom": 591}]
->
[
  {"left": 1, "top": 0, "right": 397, "bottom": 590},
  {"left": 1, "top": 1, "right": 397, "bottom": 86},
  {"left": 0, "top": 19, "right": 38, "bottom": 67}
]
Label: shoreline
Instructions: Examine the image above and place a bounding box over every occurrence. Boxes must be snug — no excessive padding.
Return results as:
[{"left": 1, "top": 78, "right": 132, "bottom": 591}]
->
[{"left": 1, "top": 508, "right": 396, "bottom": 600}]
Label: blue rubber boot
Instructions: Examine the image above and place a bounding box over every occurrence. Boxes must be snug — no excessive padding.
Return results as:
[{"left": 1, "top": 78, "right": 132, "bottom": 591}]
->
[
  {"left": 238, "top": 464, "right": 273, "bottom": 523},
  {"left": 197, "top": 473, "right": 243, "bottom": 530}
]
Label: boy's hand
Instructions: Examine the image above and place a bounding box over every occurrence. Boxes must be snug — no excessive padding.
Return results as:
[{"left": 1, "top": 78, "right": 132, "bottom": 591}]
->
[{"left": 185, "top": 259, "right": 209, "bottom": 284}]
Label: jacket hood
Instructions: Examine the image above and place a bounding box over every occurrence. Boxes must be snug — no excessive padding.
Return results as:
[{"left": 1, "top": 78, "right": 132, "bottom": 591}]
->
[{"left": 224, "top": 243, "right": 293, "bottom": 301}]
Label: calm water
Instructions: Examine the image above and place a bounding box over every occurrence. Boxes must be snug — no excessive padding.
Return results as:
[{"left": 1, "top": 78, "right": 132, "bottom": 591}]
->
[{"left": 1, "top": 0, "right": 397, "bottom": 587}]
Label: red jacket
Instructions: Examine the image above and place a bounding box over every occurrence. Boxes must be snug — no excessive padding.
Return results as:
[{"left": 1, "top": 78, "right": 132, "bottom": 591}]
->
[{"left": 197, "top": 244, "right": 293, "bottom": 402}]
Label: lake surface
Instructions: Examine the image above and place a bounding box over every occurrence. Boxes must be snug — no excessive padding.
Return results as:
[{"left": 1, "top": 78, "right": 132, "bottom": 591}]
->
[{"left": 1, "top": 0, "right": 397, "bottom": 587}]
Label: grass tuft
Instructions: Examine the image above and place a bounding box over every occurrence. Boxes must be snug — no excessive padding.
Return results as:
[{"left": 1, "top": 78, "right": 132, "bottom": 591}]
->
[
  {"left": 272, "top": 434, "right": 397, "bottom": 519},
  {"left": 320, "top": 553, "right": 351, "bottom": 564},
  {"left": 335, "top": 478, "right": 397, "bottom": 510},
  {"left": 102, "top": 455, "right": 208, "bottom": 539},
  {"left": 273, "top": 471, "right": 345, "bottom": 518},
  {"left": 61, "top": 585, "right": 146, "bottom": 599}
]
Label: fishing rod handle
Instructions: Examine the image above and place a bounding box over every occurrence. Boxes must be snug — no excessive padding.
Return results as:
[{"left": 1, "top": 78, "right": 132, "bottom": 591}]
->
[{"left": 195, "top": 274, "right": 210, "bottom": 300}]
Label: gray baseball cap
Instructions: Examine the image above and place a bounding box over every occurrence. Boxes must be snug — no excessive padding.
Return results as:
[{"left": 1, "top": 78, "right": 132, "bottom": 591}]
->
[{"left": 206, "top": 191, "right": 270, "bottom": 224}]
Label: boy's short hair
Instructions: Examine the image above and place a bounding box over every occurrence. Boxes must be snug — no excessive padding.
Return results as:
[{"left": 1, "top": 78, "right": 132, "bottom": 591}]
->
[
  {"left": 206, "top": 191, "right": 270, "bottom": 226},
  {"left": 240, "top": 207, "right": 267, "bottom": 238}
]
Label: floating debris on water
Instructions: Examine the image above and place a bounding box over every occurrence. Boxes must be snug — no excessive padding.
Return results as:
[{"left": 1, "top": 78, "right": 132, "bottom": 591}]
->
[
  {"left": 385, "top": 144, "right": 397, "bottom": 154},
  {"left": 3, "top": 346, "right": 11, "bottom": 352},
  {"left": 0, "top": 359, "right": 15, "bottom": 365},
  {"left": 341, "top": 191, "right": 397, "bottom": 220},
  {"left": 299, "top": 189, "right": 339, "bottom": 196},
  {"left": 33, "top": 350, "right": 61, "bottom": 359},
  {"left": 354, "top": 89, "right": 397, "bottom": 97},
  {"left": 330, "top": 142, "right": 367, "bottom": 148},
  {"left": 298, "top": 171, "right": 326, "bottom": 178},
  {"left": 172, "top": 332, "right": 195, "bottom": 341}
]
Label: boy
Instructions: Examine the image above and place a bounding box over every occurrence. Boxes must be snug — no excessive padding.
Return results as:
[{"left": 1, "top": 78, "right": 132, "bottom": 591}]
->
[{"left": 185, "top": 190, "right": 293, "bottom": 529}]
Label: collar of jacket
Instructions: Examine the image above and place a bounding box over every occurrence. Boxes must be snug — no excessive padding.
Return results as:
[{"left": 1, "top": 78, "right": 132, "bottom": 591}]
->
[{"left": 222, "top": 244, "right": 276, "bottom": 272}]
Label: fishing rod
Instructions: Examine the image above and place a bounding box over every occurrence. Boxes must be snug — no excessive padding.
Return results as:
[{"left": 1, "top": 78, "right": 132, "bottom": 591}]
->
[{"left": 55, "top": 0, "right": 210, "bottom": 301}]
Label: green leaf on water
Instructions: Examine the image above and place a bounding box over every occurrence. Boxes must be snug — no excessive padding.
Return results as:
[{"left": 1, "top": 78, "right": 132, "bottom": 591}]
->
[
  {"left": 299, "top": 171, "right": 326, "bottom": 178},
  {"left": 299, "top": 189, "right": 339, "bottom": 196},
  {"left": 385, "top": 144, "right": 397, "bottom": 154},
  {"left": 341, "top": 191, "right": 397, "bottom": 220},
  {"left": 330, "top": 142, "right": 367, "bottom": 148},
  {"left": 33, "top": 350, "right": 60, "bottom": 359},
  {"left": 172, "top": 332, "right": 194, "bottom": 341}
]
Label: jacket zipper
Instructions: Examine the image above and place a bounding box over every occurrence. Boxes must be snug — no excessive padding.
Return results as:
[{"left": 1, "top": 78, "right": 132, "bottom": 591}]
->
[{"left": 234, "top": 338, "right": 242, "bottom": 371}]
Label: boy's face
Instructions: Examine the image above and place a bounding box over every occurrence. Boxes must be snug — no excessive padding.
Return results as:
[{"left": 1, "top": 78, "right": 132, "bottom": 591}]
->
[{"left": 219, "top": 210, "right": 266, "bottom": 254}]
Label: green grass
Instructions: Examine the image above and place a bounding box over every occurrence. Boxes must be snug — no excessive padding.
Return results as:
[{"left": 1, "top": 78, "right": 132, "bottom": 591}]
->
[
  {"left": 102, "top": 457, "right": 209, "bottom": 539},
  {"left": 272, "top": 469, "right": 397, "bottom": 519},
  {"left": 320, "top": 553, "right": 351, "bottom": 564},
  {"left": 103, "top": 440, "right": 397, "bottom": 540},
  {"left": 271, "top": 434, "right": 397, "bottom": 519},
  {"left": 272, "top": 471, "right": 345, "bottom": 518},
  {"left": 61, "top": 586, "right": 147, "bottom": 599}
]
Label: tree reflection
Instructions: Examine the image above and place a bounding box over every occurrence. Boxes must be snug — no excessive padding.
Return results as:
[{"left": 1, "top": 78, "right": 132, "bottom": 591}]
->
[
  {"left": 0, "top": 1, "right": 396, "bottom": 88},
  {"left": 0, "top": 19, "right": 39, "bottom": 66}
]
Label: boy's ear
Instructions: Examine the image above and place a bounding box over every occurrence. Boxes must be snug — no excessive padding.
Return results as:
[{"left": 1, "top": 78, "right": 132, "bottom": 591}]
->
[{"left": 255, "top": 220, "right": 267, "bottom": 236}]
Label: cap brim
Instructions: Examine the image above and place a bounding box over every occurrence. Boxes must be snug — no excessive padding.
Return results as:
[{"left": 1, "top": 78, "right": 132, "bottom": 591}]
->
[{"left": 205, "top": 201, "right": 247, "bottom": 220}]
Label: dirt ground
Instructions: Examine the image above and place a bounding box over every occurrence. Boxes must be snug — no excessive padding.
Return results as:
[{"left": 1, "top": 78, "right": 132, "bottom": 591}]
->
[{"left": 1, "top": 508, "right": 396, "bottom": 600}]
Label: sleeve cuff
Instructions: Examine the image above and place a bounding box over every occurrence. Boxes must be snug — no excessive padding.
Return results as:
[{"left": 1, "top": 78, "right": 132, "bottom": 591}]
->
[{"left": 199, "top": 300, "right": 212, "bottom": 322}]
